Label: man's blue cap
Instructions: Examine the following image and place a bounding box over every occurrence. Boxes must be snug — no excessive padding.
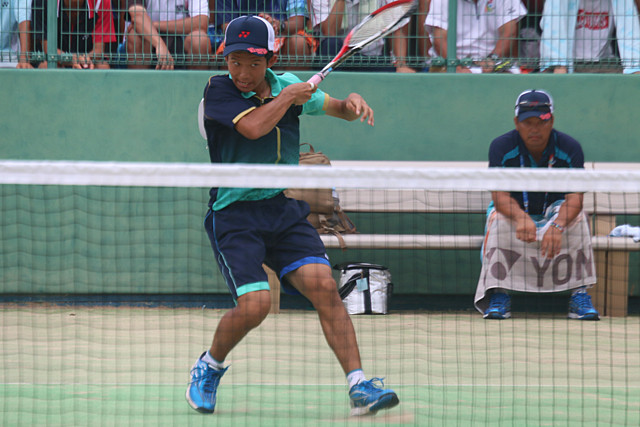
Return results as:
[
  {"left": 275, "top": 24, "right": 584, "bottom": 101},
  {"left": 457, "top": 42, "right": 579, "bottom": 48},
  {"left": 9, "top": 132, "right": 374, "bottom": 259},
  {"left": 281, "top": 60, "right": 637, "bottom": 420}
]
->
[
  {"left": 223, "top": 16, "right": 275, "bottom": 57},
  {"left": 515, "top": 89, "right": 554, "bottom": 121}
]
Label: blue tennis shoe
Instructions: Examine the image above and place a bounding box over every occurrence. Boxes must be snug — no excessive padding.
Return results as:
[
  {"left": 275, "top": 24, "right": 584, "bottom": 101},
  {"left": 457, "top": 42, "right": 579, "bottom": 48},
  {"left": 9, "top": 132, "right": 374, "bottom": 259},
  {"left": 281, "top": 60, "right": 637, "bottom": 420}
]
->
[
  {"left": 568, "top": 290, "right": 600, "bottom": 320},
  {"left": 349, "top": 377, "right": 399, "bottom": 416},
  {"left": 186, "top": 352, "right": 229, "bottom": 413},
  {"left": 483, "top": 292, "right": 511, "bottom": 319}
]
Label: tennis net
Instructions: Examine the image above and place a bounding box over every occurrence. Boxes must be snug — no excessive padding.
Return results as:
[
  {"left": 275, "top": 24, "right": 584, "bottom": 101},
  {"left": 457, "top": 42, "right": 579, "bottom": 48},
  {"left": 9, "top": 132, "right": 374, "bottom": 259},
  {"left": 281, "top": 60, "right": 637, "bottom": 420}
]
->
[{"left": 1, "top": 160, "right": 639, "bottom": 425}]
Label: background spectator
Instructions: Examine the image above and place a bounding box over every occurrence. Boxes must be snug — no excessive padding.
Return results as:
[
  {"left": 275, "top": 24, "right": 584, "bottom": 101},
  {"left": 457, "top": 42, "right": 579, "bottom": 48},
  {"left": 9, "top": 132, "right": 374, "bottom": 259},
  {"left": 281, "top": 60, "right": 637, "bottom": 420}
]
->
[
  {"left": 415, "top": 0, "right": 431, "bottom": 70},
  {"left": 125, "top": 0, "right": 212, "bottom": 70},
  {"left": 308, "top": 0, "right": 415, "bottom": 72},
  {"left": 0, "top": 0, "right": 33, "bottom": 68},
  {"left": 214, "top": 0, "right": 315, "bottom": 69},
  {"left": 540, "top": 0, "right": 640, "bottom": 74},
  {"left": 425, "top": 0, "right": 528, "bottom": 73},
  {"left": 33, "top": 0, "right": 116, "bottom": 69}
]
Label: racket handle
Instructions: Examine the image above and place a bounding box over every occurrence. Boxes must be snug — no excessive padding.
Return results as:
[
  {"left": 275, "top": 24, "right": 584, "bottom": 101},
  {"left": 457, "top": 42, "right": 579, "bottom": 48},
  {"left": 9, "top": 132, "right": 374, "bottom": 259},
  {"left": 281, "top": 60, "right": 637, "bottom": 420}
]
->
[{"left": 307, "top": 73, "right": 325, "bottom": 86}]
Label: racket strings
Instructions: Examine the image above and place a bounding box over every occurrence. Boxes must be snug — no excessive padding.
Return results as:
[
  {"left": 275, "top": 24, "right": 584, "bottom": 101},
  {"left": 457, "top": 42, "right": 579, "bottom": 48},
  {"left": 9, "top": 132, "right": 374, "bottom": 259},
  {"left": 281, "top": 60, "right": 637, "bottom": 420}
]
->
[{"left": 347, "top": 4, "right": 415, "bottom": 47}]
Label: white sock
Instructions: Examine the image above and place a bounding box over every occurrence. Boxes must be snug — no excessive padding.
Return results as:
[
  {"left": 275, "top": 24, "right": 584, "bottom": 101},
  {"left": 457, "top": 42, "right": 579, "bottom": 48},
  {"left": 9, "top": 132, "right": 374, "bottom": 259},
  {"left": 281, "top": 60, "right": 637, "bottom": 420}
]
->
[
  {"left": 347, "top": 369, "right": 366, "bottom": 389},
  {"left": 201, "top": 351, "right": 224, "bottom": 370},
  {"left": 572, "top": 286, "right": 587, "bottom": 296}
]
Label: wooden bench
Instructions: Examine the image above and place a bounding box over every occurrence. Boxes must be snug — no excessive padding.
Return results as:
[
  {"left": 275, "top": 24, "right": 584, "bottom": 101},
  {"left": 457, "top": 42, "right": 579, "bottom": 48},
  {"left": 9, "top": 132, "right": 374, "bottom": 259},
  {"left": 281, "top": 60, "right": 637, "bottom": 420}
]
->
[{"left": 267, "top": 162, "right": 640, "bottom": 316}]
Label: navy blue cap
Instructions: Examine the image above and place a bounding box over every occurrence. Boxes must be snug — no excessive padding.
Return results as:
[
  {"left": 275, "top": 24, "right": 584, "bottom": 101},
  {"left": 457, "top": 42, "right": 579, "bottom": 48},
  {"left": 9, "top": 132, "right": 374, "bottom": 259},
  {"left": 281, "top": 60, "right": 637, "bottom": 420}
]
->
[
  {"left": 514, "top": 89, "right": 554, "bottom": 121},
  {"left": 223, "top": 16, "right": 275, "bottom": 57}
]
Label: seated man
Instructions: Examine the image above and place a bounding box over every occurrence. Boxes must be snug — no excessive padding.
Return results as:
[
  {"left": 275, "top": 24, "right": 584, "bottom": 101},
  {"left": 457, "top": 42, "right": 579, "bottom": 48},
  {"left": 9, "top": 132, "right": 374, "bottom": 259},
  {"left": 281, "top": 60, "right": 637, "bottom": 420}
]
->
[
  {"left": 425, "top": 0, "right": 527, "bottom": 73},
  {"left": 475, "top": 89, "right": 600, "bottom": 320},
  {"left": 540, "top": 0, "right": 640, "bottom": 74}
]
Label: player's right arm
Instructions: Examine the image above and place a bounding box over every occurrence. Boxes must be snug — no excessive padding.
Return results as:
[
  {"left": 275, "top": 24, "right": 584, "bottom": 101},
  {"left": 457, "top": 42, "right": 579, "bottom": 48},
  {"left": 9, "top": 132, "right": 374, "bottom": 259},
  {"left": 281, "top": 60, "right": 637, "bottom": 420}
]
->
[
  {"left": 492, "top": 191, "right": 537, "bottom": 243},
  {"left": 234, "top": 82, "right": 316, "bottom": 140}
]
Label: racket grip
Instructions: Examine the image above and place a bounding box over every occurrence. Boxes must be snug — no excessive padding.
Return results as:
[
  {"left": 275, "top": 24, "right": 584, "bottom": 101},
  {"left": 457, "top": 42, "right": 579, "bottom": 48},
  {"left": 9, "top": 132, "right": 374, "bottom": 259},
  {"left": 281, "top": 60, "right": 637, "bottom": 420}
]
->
[{"left": 307, "top": 73, "right": 325, "bottom": 86}]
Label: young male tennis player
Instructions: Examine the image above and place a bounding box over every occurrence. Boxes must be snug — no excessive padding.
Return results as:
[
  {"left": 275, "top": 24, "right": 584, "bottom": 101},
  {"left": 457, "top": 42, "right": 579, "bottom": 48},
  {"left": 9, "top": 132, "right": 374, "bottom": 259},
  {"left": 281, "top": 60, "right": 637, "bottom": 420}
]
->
[{"left": 186, "top": 15, "right": 399, "bottom": 417}]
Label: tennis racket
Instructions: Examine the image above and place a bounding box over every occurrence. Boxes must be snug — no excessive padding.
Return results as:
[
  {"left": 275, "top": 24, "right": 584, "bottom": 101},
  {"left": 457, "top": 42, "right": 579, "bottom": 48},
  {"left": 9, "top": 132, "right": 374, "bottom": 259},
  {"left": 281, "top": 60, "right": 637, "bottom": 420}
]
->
[{"left": 307, "top": 0, "right": 417, "bottom": 86}]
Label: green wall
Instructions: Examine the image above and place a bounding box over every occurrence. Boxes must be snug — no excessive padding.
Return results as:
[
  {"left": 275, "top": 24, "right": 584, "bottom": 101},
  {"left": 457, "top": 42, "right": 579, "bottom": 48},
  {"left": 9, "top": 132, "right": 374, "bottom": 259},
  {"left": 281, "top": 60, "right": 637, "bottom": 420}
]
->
[
  {"left": 1, "top": 69, "right": 638, "bottom": 298},
  {"left": 2, "top": 69, "right": 640, "bottom": 162}
]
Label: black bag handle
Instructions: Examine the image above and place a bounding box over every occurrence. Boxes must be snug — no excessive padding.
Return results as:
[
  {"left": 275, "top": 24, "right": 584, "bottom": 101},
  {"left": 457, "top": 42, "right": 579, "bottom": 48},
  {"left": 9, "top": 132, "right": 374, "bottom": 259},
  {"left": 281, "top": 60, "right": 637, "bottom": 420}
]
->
[
  {"left": 338, "top": 273, "right": 361, "bottom": 300},
  {"left": 333, "top": 262, "right": 388, "bottom": 272}
]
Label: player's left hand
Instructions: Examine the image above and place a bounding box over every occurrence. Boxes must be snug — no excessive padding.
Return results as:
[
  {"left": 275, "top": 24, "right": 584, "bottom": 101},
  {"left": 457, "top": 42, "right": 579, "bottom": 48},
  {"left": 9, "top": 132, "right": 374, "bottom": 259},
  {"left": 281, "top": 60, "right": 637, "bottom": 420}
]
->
[{"left": 344, "top": 93, "right": 374, "bottom": 126}]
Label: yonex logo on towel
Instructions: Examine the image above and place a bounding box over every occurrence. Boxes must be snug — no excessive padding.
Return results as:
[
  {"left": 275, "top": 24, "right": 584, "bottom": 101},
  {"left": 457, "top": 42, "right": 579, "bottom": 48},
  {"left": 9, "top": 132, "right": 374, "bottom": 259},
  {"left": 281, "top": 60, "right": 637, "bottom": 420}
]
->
[{"left": 485, "top": 247, "right": 594, "bottom": 288}]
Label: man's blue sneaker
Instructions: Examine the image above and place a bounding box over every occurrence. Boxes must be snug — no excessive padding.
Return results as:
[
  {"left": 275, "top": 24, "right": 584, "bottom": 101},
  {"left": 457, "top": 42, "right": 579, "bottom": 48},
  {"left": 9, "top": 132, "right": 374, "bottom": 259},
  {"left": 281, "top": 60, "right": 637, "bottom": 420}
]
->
[
  {"left": 568, "top": 291, "right": 600, "bottom": 320},
  {"left": 349, "top": 378, "right": 399, "bottom": 416},
  {"left": 186, "top": 352, "right": 229, "bottom": 413},
  {"left": 483, "top": 292, "right": 511, "bottom": 319}
]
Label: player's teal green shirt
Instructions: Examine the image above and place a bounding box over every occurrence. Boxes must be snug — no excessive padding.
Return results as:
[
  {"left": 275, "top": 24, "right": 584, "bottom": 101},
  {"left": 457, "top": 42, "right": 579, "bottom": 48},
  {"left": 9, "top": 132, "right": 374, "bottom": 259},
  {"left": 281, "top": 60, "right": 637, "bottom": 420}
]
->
[{"left": 202, "top": 69, "right": 329, "bottom": 211}]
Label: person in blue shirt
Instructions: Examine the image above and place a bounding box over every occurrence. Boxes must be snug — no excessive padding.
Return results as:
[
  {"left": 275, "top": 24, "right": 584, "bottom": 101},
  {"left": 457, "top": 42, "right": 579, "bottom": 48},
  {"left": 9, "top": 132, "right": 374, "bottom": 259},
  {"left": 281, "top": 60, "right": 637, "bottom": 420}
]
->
[
  {"left": 186, "top": 15, "right": 399, "bottom": 417},
  {"left": 480, "top": 89, "right": 600, "bottom": 321},
  {"left": 0, "top": 0, "right": 33, "bottom": 68}
]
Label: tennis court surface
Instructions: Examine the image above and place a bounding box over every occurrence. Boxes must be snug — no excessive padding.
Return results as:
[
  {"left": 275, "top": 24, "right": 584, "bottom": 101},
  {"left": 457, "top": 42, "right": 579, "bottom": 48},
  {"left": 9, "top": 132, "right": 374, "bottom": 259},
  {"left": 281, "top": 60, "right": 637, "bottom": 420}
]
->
[{"left": 2, "top": 306, "right": 638, "bottom": 426}]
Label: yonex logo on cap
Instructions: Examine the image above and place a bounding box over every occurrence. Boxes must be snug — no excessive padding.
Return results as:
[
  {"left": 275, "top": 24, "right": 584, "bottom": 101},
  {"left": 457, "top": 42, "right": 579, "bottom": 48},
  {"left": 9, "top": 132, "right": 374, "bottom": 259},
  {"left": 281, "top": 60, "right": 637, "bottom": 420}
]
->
[{"left": 247, "top": 47, "right": 268, "bottom": 55}]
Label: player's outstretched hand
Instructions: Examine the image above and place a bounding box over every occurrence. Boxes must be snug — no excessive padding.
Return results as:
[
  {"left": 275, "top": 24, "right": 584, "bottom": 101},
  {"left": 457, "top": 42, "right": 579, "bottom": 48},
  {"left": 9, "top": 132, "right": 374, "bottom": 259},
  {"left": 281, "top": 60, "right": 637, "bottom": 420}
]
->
[{"left": 343, "top": 93, "right": 374, "bottom": 126}]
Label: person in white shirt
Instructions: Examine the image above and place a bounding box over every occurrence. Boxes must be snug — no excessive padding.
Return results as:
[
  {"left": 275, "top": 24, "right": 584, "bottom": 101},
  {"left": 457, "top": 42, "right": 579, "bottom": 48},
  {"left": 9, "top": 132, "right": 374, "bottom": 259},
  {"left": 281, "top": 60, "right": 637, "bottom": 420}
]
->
[
  {"left": 308, "top": 0, "right": 414, "bottom": 72},
  {"left": 125, "top": 0, "right": 212, "bottom": 69},
  {"left": 0, "top": 0, "right": 33, "bottom": 68},
  {"left": 425, "top": 0, "right": 527, "bottom": 73},
  {"left": 540, "top": 0, "right": 640, "bottom": 74}
]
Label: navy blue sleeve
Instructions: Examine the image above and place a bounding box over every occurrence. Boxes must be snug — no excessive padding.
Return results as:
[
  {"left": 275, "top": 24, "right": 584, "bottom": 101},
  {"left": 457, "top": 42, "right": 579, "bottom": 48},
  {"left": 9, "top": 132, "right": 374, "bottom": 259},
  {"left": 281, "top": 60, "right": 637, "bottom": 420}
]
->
[
  {"left": 203, "top": 76, "right": 255, "bottom": 130},
  {"left": 488, "top": 130, "right": 522, "bottom": 168},
  {"left": 554, "top": 130, "right": 585, "bottom": 169},
  {"left": 488, "top": 138, "right": 503, "bottom": 168},
  {"left": 488, "top": 133, "right": 511, "bottom": 167}
]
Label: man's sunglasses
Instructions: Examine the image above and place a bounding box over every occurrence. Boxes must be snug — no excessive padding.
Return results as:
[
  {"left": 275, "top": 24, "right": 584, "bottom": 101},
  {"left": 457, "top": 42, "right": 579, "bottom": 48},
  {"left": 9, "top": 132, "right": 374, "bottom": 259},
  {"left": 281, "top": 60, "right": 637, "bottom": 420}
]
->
[{"left": 516, "top": 101, "right": 552, "bottom": 110}]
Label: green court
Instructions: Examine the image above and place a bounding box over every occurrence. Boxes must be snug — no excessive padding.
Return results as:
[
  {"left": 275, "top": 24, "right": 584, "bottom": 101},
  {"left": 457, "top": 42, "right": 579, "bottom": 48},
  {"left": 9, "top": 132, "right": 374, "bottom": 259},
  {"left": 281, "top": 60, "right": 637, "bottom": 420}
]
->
[{"left": 2, "top": 306, "right": 638, "bottom": 426}]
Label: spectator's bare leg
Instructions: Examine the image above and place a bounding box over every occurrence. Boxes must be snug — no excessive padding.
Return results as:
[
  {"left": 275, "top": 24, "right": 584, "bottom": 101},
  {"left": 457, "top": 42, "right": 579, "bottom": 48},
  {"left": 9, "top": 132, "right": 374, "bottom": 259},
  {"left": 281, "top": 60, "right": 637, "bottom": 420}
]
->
[
  {"left": 126, "top": 26, "right": 154, "bottom": 69},
  {"left": 184, "top": 30, "right": 213, "bottom": 70}
]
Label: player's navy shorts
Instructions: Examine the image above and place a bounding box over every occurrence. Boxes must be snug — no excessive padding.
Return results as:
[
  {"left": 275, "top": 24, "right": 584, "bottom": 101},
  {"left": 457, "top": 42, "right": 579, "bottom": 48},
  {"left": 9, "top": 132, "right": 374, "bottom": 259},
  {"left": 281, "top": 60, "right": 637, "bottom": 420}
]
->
[{"left": 204, "top": 192, "right": 331, "bottom": 301}]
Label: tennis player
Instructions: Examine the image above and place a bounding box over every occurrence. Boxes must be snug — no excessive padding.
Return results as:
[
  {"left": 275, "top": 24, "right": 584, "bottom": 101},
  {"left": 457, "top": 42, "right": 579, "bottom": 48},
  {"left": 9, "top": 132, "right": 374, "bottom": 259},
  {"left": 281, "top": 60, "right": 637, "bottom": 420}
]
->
[{"left": 186, "top": 15, "right": 399, "bottom": 417}]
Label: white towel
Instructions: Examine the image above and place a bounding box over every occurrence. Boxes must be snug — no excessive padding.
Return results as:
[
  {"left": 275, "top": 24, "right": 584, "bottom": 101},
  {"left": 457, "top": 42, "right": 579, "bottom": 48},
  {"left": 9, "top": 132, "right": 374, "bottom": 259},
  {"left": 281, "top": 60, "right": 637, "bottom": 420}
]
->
[
  {"left": 609, "top": 224, "right": 640, "bottom": 242},
  {"left": 475, "top": 209, "right": 596, "bottom": 314}
]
